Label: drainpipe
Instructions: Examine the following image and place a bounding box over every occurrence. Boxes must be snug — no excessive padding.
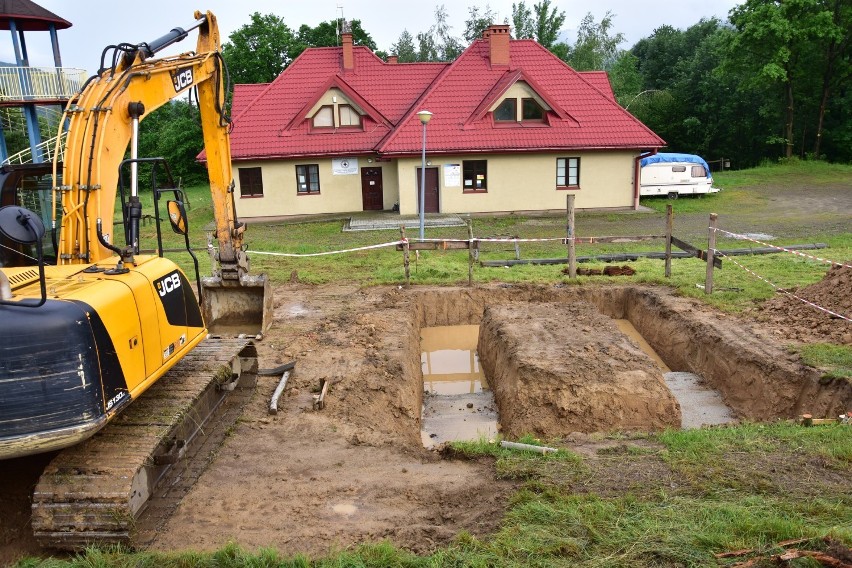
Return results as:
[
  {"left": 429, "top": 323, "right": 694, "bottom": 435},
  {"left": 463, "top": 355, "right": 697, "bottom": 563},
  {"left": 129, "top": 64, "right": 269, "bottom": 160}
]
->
[{"left": 634, "top": 149, "right": 657, "bottom": 210}]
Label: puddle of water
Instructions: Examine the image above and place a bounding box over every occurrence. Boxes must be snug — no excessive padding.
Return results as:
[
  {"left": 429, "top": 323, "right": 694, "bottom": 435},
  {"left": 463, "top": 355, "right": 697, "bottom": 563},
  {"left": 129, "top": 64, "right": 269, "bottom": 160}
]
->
[
  {"left": 286, "top": 304, "right": 311, "bottom": 317},
  {"left": 615, "top": 319, "right": 671, "bottom": 372},
  {"left": 331, "top": 503, "right": 358, "bottom": 516},
  {"left": 615, "top": 319, "right": 735, "bottom": 429},
  {"left": 420, "top": 325, "right": 498, "bottom": 448},
  {"left": 420, "top": 325, "right": 488, "bottom": 395},
  {"left": 665, "top": 372, "right": 736, "bottom": 428}
]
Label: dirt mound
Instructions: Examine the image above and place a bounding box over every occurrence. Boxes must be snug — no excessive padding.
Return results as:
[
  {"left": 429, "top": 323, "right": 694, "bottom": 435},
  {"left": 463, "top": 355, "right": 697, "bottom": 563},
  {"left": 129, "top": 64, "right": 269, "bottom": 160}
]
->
[
  {"left": 757, "top": 264, "right": 852, "bottom": 345},
  {"left": 478, "top": 301, "right": 681, "bottom": 437}
]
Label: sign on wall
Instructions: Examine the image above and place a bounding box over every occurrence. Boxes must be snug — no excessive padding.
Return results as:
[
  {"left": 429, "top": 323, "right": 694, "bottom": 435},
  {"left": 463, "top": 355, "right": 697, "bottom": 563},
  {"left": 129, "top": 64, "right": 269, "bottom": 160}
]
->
[
  {"left": 443, "top": 164, "right": 460, "bottom": 187},
  {"left": 332, "top": 158, "right": 358, "bottom": 175}
]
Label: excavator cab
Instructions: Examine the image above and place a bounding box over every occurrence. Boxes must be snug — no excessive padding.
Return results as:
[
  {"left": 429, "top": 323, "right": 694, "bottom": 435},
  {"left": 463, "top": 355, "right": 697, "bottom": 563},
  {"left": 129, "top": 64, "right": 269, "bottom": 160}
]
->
[{"left": 0, "top": 163, "right": 60, "bottom": 268}]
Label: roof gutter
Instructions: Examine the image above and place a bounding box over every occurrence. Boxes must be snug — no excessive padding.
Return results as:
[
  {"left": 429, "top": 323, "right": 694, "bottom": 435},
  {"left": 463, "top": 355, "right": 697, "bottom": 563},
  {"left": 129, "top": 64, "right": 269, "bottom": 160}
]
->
[{"left": 634, "top": 149, "right": 658, "bottom": 210}]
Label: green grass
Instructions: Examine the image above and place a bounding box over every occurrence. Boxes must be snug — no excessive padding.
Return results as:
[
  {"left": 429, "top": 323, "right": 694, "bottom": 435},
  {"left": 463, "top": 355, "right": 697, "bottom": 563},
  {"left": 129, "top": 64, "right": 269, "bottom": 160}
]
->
[
  {"left": 712, "top": 159, "right": 852, "bottom": 189},
  {"left": 795, "top": 344, "right": 852, "bottom": 380}
]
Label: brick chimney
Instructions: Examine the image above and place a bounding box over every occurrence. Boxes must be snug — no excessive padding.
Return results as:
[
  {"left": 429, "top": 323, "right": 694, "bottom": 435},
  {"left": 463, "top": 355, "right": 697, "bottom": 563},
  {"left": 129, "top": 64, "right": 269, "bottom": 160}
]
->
[
  {"left": 342, "top": 32, "right": 354, "bottom": 70},
  {"left": 483, "top": 24, "right": 511, "bottom": 67},
  {"left": 387, "top": 55, "right": 399, "bottom": 64}
]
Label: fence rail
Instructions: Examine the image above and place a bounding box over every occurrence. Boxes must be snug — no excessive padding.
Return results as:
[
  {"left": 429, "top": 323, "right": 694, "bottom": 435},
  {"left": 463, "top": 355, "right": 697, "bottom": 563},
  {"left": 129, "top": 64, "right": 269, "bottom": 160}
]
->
[
  {"left": 0, "top": 66, "right": 86, "bottom": 102},
  {"left": 2, "top": 131, "right": 66, "bottom": 165}
]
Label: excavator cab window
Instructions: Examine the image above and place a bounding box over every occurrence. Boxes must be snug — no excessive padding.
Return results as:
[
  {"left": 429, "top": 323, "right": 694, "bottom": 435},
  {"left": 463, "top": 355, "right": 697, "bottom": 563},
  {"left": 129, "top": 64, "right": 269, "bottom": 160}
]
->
[{"left": 0, "top": 164, "right": 61, "bottom": 267}]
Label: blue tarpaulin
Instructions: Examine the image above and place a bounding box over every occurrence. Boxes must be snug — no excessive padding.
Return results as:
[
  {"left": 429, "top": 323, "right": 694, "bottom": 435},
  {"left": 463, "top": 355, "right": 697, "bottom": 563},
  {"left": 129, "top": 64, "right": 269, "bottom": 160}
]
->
[{"left": 640, "top": 153, "right": 712, "bottom": 178}]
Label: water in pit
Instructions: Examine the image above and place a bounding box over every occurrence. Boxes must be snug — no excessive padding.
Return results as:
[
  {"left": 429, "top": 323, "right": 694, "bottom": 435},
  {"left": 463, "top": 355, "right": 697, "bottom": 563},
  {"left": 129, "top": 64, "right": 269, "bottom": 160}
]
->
[
  {"left": 420, "top": 325, "right": 498, "bottom": 448},
  {"left": 615, "top": 319, "right": 735, "bottom": 429}
]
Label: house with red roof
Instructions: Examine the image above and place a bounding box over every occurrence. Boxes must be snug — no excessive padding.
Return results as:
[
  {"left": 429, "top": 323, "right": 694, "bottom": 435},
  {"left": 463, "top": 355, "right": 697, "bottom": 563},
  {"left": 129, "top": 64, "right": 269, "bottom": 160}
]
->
[{"left": 225, "top": 25, "right": 664, "bottom": 220}]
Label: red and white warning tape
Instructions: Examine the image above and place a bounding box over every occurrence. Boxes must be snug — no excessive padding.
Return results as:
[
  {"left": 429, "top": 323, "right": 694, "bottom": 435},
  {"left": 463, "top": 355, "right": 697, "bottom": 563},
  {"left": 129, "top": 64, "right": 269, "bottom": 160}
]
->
[
  {"left": 714, "top": 250, "right": 852, "bottom": 322},
  {"left": 248, "top": 240, "right": 406, "bottom": 258},
  {"left": 712, "top": 228, "right": 852, "bottom": 269}
]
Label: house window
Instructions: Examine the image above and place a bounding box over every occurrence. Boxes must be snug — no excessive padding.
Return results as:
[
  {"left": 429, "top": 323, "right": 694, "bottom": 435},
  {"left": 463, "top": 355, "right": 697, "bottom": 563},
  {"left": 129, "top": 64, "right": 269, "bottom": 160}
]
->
[
  {"left": 556, "top": 157, "right": 580, "bottom": 187},
  {"left": 238, "top": 167, "right": 263, "bottom": 197},
  {"left": 312, "top": 106, "right": 334, "bottom": 128},
  {"left": 691, "top": 165, "right": 707, "bottom": 177},
  {"left": 463, "top": 160, "right": 487, "bottom": 191},
  {"left": 494, "top": 99, "right": 516, "bottom": 122},
  {"left": 338, "top": 104, "right": 361, "bottom": 127},
  {"left": 296, "top": 164, "right": 320, "bottom": 194},
  {"left": 522, "top": 98, "right": 544, "bottom": 121}
]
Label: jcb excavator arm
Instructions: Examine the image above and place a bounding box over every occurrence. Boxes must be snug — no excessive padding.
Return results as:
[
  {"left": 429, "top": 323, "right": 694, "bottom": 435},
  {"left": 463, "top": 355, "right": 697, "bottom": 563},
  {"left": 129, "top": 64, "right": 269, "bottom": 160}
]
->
[{"left": 56, "top": 11, "right": 246, "bottom": 282}]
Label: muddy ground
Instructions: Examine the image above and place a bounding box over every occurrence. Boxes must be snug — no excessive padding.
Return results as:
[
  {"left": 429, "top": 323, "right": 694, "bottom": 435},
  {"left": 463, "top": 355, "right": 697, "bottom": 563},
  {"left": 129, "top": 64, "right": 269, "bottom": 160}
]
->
[
  {"left": 3, "top": 278, "right": 850, "bottom": 564},
  {"left": 1, "top": 181, "right": 850, "bottom": 564}
]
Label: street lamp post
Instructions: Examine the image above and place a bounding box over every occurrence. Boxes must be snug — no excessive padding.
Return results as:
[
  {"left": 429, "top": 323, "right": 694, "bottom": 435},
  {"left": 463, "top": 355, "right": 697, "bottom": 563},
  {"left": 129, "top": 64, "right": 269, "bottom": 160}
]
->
[{"left": 416, "top": 110, "right": 432, "bottom": 240}]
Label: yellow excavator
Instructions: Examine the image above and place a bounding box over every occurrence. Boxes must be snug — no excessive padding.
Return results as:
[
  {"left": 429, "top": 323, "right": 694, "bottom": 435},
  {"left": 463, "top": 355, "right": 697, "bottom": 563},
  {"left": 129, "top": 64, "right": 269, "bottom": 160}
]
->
[{"left": 0, "top": 11, "right": 271, "bottom": 547}]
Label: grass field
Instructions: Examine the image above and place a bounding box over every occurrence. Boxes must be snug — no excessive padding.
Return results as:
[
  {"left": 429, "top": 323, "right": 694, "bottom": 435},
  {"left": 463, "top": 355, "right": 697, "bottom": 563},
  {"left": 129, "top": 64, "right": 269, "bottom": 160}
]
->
[{"left": 17, "top": 161, "right": 851, "bottom": 568}]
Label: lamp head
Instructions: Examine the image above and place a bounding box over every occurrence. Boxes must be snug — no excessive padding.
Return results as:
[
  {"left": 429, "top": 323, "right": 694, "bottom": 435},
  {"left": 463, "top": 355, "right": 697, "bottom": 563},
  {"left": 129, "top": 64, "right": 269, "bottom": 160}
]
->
[{"left": 416, "top": 110, "right": 433, "bottom": 125}]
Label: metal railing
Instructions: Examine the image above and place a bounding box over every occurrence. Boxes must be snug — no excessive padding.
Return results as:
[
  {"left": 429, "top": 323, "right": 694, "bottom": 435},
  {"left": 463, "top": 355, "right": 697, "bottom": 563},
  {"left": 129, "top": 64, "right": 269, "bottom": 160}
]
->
[
  {"left": 0, "top": 66, "right": 87, "bottom": 102},
  {"left": 2, "top": 130, "right": 66, "bottom": 165}
]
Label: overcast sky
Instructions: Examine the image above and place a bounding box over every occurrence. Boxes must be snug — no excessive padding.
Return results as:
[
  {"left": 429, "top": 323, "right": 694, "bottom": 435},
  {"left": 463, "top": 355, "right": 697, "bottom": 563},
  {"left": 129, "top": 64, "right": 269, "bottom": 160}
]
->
[{"left": 7, "top": 0, "right": 741, "bottom": 74}]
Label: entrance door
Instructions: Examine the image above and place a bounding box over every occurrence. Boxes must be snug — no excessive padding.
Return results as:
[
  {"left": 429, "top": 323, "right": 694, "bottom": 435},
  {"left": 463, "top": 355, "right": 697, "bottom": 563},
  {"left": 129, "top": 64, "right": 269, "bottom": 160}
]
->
[
  {"left": 360, "top": 167, "right": 384, "bottom": 211},
  {"left": 416, "top": 167, "right": 439, "bottom": 213}
]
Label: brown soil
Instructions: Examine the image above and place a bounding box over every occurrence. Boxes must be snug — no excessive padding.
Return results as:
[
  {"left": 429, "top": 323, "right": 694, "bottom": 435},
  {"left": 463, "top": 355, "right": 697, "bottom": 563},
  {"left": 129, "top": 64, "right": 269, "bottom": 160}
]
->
[
  {"left": 478, "top": 301, "right": 681, "bottom": 437},
  {"left": 753, "top": 264, "right": 852, "bottom": 345},
  {"left": 2, "top": 280, "right": 851, "bottom": 564}
]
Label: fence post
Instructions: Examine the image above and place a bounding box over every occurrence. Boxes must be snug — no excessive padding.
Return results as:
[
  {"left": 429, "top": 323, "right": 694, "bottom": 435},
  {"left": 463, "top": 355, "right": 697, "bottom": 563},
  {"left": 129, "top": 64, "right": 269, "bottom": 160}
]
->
[
  {"left": 665, "top": 204, "right": 673, "bottom": 278},
  {"left": 467, "top": 220, "right": 474, "bottom": 287},
  {"left": 400, "top": 225, "right": 410, "bottom": 286},
  {"left": 566, "top": 194, "right": 576, "bottom": 278},
  {"left": 705, "top": 213, "right": 718, "bottom": 294}
]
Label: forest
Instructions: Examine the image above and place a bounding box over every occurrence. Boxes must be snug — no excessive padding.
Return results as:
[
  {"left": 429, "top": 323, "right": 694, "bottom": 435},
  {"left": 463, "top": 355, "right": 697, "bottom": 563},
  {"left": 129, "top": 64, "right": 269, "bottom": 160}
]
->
[{"left": 129, "top": 0, "right": 850, "bottom": 186}]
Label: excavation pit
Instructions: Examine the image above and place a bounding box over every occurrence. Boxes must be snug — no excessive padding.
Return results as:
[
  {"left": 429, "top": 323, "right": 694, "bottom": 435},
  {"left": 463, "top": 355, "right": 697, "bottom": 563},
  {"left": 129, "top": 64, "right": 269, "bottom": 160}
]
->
[
  {"left": 420, "top": 325, "right": 498, "bottom": 448},
  {"left": 409, "top": 286, "right": 851, "bottom": 442}
]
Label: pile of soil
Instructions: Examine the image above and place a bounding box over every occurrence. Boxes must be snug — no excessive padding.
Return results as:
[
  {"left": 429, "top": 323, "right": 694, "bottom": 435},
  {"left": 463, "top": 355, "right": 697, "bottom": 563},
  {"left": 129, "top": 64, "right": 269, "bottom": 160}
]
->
[
  {"left": 477, "top": 301, "right": 681, "bottom": 437},
  {"left": 756, "top": 264, "right": 852, "bottom": 345}
]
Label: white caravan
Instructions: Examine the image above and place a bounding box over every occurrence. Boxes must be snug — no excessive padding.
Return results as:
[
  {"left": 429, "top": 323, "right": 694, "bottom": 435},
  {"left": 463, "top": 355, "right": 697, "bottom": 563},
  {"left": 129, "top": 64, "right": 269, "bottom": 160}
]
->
[{"left": 640, "top": 153, "right": 721, "bottom": 198}]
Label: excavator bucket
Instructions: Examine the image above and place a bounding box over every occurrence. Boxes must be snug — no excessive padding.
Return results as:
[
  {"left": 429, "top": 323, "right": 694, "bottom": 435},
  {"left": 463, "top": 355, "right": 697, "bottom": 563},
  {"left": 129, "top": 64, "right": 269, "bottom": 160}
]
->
[{"left": 201, "top": 274, "right": 273, "bottom": 336}]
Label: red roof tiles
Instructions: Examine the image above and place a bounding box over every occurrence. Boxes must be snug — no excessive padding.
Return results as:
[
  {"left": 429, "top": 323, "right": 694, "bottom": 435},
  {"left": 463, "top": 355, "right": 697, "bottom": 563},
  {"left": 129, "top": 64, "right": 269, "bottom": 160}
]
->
[{"left": 226, "top": 36, "right": 663, "bottom": 162}]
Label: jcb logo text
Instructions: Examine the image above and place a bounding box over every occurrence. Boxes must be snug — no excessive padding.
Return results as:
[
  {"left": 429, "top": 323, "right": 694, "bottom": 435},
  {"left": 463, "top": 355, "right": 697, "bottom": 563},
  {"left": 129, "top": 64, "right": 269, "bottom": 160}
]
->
[
  {"left": 172, "top": 68, "right": 194, "bottom": 92},
  {"left": 157, "top": 273, "right": 181, "bottom": 297}
]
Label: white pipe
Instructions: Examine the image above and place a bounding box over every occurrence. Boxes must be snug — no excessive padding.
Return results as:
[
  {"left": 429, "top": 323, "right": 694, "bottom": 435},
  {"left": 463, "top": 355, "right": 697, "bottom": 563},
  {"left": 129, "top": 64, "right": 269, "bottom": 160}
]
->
[
  {"left": 268, "top": 371, "right": 290, "bottom": 414},
  {"left": 500, "top": 440, "right": 559, "bottom": 454}
]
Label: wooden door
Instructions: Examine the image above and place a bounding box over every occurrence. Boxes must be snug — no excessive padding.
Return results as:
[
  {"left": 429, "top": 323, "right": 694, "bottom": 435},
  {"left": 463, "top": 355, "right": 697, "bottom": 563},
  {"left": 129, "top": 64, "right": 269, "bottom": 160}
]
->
[
  {"left": 360, "top": 167, "right": 384, "bottom": 211},
  {"left": 416, "top": 167, "right": 439, "bottom": 213}
]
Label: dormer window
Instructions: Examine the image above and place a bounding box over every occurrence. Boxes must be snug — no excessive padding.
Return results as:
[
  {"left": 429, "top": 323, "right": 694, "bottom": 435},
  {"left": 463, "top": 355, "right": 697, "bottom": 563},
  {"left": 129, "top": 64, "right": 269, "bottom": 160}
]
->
[
  {"left": 522, "top": 98, "right": 544, "bottom": 121},
  {"left": 313, "top": 106, "right": 334, "bottom": 128},
  {"left": 339, "top": 104, "right": 361, "bottom": 127},
  {"left": 494, "top": 99, "right": 516, "bottom": 122},
  {"left": 488, "top": 80, "right": 552, "bottom": 125},
  {"left": 308, "top": 89, "right": 365, "bottom": 131}
]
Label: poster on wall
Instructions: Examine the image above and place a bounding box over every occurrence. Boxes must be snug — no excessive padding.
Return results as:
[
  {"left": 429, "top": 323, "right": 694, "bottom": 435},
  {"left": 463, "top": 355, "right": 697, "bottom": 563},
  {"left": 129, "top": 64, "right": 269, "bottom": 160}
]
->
[
  {"left": 332, "top": 158, "right": 358, "bottom": 175},
  {"left": 443, "top": 164, "right": 460, "bottom": 187}
]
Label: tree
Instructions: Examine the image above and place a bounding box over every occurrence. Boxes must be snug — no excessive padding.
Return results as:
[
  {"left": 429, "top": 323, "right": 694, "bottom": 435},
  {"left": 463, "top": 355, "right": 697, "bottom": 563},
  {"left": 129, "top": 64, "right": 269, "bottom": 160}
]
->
[
  {"left": 397, "top": 5, "right": 463, "bottom": 62},
  {"left": 728, "top": 0, "right": 838, "bottom": 158},
  {"left": 391, "top": 30, "right": 418, "bottom": 62},
  {"left": 809, "top": 0, "right": 851, "bottom": 157},
  {"left": 564, "top": 11, "right": 625, "bottom": 71},
  {"left": 137, "top": 100, "right": 206, "bottom": 187},
  {"left": 464, "top": 5, "right": 499, "bottom": 43},
  {"left": 222, "top": 13, "right": 298, "bottom": 85},
  {"left": 511, "top": 0, "right": 565, "bottom": 48},
  {"left": 296, "top": 19, "right": 377, "bottom": 51}
]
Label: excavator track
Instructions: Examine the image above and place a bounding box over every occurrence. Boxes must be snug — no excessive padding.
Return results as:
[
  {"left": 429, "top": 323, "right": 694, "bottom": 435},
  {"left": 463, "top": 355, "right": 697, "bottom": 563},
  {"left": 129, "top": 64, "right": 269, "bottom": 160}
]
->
[{"left": 31, "top": 337, "right": 257, "bottom": 549}]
